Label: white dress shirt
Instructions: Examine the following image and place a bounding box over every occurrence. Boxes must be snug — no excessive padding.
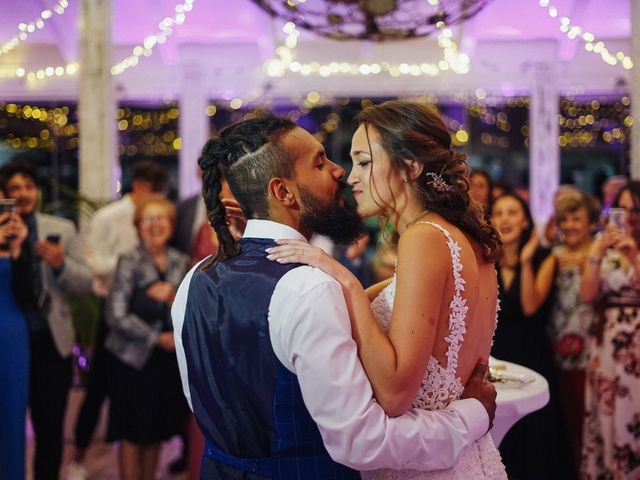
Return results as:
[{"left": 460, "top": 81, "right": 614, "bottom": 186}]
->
[
  {"left": 172, "top": 219, "right": 489, "bottom": 472},
  {"left": 85, "top": 194, "right": 139, "bottom": 297}
]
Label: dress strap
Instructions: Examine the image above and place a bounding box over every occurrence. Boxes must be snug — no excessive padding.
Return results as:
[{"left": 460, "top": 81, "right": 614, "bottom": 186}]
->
[{"left": 413, "top": 221, "right": 468, "bottom": 373}]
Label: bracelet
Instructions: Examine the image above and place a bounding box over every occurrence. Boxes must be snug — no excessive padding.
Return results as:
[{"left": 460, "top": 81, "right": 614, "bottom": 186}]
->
[{"left": 587, "top": 255, "right": 602, "bottom": 266}]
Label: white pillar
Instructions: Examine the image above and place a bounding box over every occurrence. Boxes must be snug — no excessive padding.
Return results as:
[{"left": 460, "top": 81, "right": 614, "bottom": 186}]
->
[
  {"left": 78, "top": 0, "right": 116, "bottom": 202},
  {"left": 178, "top": 63, "right": 209, "bottom": 199},
  {"left": 631, "top": 0, "right": 640, "bottom": 179},
  {"left": 529, "top": 62, "right": 560, "bottom": 226}
]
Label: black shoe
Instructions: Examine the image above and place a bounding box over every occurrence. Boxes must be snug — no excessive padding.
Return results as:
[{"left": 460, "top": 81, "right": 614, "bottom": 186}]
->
[{"left": 169, "top": 456, "right": 188, "bottom": 474}]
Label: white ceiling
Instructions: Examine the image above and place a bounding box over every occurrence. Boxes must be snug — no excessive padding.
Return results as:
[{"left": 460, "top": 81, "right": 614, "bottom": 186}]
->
[{"left": 0, "top": 0, "right": 633, "bottom": 100}]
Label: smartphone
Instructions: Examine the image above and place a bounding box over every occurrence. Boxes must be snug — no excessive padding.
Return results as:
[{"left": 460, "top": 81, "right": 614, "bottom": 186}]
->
[
  {"left": 608, "top": 208, "right": 627, "bottom": 232},
  {"left": 0, "top": 199, "right": 16, "bottom": 249},
  {"left": 0, "top": 198, "right": 16, "bottom": 213},
  {"left": 0, "top": 199, "right": 16, "bottom": 226},
  {"left": 46, "top": 234, "right": 61, "bottom": 244}
]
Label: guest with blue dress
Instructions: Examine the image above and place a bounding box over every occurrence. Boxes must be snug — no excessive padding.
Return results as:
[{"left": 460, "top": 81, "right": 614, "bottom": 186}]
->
[{"left": 0, "top": 190, "right": 29, "bottom": 480}]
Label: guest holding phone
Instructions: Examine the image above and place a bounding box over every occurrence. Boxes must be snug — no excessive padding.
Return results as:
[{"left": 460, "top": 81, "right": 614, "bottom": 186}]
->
[
  {"left": 0, "top": 191, "right": 29, "bottom": 480},
  {"left": 581, "top": 181, "right": 640, "bottom": 479},
  {"left": 0, "top": 158, "right": 93, "bottom": 480}
]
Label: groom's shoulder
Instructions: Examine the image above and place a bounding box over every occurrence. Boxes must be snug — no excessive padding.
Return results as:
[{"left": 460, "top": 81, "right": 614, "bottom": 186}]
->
[{"left": 276, "top": 265, "right": 341, "bottom": 297}]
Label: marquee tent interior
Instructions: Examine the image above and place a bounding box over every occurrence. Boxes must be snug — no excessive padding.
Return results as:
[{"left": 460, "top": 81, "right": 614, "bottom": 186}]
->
[
  {"left": 0, "top": 0, "right": 635, "bottom": 224},
  {"left": 0, "top": 0, "right": 632, "bottom": 99}
]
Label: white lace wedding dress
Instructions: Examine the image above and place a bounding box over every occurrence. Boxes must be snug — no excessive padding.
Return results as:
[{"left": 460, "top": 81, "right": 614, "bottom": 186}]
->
[{"left": 362, "top": 222, "right": 507, "bottom": 480}]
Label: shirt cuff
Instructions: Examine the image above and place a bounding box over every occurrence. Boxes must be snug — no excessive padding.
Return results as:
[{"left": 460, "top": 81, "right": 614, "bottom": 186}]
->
[{"left": 448, "top": 398, "right": 489, "bottom": 441}]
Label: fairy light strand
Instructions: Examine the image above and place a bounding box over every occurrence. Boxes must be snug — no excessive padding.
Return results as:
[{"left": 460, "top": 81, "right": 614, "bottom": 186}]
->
[
  {"left": 111, "top": 0, "right": 195, "bottom": 76},
  {"left": 265, "top": 16, "right": 471, "bottom": 78},
  {"left": 0, "top": 0, "right": 71, "bottom": 58},
  {"left": 0, "top": 0, "right": 194, "bottom": 82},
  {"left": 537, "top": 0, "right": 633, "bottom": 70}
]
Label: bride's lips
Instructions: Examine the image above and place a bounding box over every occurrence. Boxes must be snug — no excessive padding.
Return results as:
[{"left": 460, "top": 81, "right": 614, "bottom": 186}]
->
[{"left": 352, "top": 189, "right": 363, "bottom": 198}]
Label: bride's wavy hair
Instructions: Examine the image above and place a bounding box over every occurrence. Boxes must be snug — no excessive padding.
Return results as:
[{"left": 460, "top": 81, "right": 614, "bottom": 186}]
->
[{"left": 357, "top": 100, "right": 502, "bottom": 263}]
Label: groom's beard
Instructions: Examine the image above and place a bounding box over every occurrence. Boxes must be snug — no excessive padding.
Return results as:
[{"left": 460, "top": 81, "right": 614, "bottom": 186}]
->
[{"left": 299, "top": 184, "right": 367, "bottom": 245}]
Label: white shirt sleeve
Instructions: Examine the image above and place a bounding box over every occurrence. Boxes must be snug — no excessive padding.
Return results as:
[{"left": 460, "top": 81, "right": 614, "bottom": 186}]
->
[
  {"left": 171, "top": 260, "right": 208, "bottom": 411},
  {"left": 86, "top": 209, "right": 120, "bottom": 278},
  {"left": 269, "top": 267, "right": 488, "bottom": 472}
]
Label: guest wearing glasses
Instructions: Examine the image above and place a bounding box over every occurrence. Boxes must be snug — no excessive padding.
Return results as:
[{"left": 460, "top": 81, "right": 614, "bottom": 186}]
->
[
  {"left": 104, "top": 197, "right": 189, "bottom": 480},
  {"left": 581, "top": 181, "right": 640, "bottom": 480}
]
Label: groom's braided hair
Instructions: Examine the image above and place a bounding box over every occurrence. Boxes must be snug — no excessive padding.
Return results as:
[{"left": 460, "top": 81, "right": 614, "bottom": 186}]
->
[{"left": 198, "top": 115, "right": 297, "bottom": 261}]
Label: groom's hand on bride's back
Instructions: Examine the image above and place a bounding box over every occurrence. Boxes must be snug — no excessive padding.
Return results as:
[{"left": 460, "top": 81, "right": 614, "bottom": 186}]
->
[{"left": 461, "top": 359, "right": 497, "bottom": 431}]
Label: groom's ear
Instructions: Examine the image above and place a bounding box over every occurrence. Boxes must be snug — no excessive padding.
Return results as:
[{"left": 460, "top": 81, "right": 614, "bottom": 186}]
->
[{"left": 268, "top": 177, "right": 298, "bottom": 208}]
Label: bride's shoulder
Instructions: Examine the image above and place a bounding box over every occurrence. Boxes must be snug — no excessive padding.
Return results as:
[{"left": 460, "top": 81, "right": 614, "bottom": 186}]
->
[
  {"left": 405, "top": 217, "right": 466, "bottom": 246},
  {"left": 396, "top": 222, "right": 453, "bottom": 269}
]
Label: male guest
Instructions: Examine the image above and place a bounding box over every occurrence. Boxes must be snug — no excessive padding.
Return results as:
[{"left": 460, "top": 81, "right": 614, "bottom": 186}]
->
[
  {"left": 1, "top": 158, "right": 92, "bottom": 480},
  {"left": 172, "top": 116, "right": 496, "bottom": 479}
]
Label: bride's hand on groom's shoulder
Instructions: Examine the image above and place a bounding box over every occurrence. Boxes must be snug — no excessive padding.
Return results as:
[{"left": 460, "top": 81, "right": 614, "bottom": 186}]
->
[
  {"left": 461, "top": 360, "right": 497, "bottom": 432},
  {"left": 266, "top": 239, "right": 359, "bottom": 289}
]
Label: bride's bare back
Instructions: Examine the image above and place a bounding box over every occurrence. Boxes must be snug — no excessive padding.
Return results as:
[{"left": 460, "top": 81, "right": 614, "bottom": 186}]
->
[{"left": 389, "top": 215, "right": 498, "bottom": 393}]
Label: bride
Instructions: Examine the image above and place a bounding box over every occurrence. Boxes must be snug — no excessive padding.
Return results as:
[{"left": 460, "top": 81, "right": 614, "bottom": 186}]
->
[{"left": 267, "top": 101, "right": 507, "bottom": 479}]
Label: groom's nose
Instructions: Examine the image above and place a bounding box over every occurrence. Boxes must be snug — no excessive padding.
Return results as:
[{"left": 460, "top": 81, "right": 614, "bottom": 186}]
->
[{"left": 328, "top": 160, "right": 345, "bottom": 180}]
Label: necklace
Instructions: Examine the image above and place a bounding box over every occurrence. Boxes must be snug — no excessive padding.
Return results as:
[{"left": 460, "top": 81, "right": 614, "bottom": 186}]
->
[{"left": 407, "top": 209, "right": 431, "bottom": 228}]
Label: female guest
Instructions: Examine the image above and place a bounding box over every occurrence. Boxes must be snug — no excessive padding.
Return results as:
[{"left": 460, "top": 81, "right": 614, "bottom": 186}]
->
[
  {"left": 490, "top": 193, "right": 574, "bottom": 479},
  {"left": 531, "top": 192, "right": 599, "bottom": 472},
  {"left": 581, "top": 181, "right": 640, "bottom": 479},
  {"left": 105, "top": 197, "right": 189, "bottom": 480},
  {"left": 469, "top": 169, "right": 493, "bottom": 217},
  {"left": 0, "top": 189, "right": 28, "bottom": 480}
]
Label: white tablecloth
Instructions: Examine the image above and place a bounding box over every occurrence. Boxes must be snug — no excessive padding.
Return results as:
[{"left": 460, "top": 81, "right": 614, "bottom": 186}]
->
[{"left": 489, "top": 357, "right": 550, "bottom": 446}]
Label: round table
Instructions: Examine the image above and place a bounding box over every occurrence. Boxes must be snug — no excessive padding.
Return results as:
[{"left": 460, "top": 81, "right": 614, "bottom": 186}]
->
[{"left": 489, "top": 357, "right": 550, "bottom": 447}]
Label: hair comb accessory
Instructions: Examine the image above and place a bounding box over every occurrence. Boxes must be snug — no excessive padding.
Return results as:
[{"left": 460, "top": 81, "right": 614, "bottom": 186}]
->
[{"left": 425, "top": 172, "right": 453, "bottom": 192}]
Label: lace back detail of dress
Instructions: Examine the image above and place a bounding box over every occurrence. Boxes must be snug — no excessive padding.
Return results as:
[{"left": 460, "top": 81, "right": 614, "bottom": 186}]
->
[
  {"left": 370, "top": 221, "right": 467, "bottom": 411},
  {"left": 366, "top": 222, "right": 509, "bottom": 480}
]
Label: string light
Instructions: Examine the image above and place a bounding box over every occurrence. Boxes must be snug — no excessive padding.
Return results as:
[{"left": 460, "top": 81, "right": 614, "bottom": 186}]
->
[
  {"left": 558, "top": 96, "right": 631, "bottom": 147},
  {"left": 1, "top": 0, "right": 193, "bottom": 83},
  {"left": 111, "top": 0, "right": 195, "bottom": 75},
  {"left": 537, "top": 0, "right": 633, "bottom": 70},
  {"left": 0, "top": 0, "right": 71, "bottom": 57},
  {"left": 265, "top": 19, "right": 471, "bottom": 78}
]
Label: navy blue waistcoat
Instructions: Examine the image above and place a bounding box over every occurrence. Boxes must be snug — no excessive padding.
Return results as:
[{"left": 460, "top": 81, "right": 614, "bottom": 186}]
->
[{"left": 182, "top": 238, "right": 360, "bottom": 480}]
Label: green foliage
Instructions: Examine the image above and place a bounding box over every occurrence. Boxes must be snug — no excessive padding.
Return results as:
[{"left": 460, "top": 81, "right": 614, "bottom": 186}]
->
[{"left": 67, "top": 291, "right": 101, "bottom": 348}]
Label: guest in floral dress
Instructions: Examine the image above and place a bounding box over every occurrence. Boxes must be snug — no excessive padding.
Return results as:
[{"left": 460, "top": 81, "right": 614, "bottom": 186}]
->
[
  {"left": 581, "top": 181, "right": 640, "bottom": 479},
  {"left": 533, "top": 192, "right": 600, "bottom": 473}
]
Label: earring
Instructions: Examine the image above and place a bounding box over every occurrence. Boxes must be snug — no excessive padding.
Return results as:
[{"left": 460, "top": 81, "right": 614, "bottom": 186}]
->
[{"left": 403, "top": 177, "right": 409, "bottom": 183}]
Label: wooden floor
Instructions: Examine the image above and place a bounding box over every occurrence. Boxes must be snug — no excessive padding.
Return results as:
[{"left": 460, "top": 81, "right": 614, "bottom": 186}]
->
[{"left": 25, "top": 387, "right": 189, "bottom": 480}]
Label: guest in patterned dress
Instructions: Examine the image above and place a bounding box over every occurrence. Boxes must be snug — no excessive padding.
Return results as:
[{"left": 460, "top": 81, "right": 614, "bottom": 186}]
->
[
  {"left": 532, "top": 192, "right": 600, "bottom": 473},
  {"left": 581, "top": 181, "right": 640, "bottom": 479}
]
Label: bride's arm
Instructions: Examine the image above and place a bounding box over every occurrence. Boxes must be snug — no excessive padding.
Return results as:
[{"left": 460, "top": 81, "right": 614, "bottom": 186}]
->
[
  {"left": 356, "top": 226, "right": 447, "bottom": 416},
  {"left": 267, "top": 227, "right": 447, "bottom": 417}
]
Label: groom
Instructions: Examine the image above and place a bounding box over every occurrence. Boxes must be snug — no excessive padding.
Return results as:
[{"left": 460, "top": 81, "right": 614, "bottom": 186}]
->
[{"left": 171, "top": 115, "right": 496, "bottom": 479}]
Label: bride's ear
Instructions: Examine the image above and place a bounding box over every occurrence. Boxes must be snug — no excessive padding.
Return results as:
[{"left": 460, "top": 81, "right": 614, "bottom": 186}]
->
[{"left": 404, "top": 159, "right": 424, "bottom": 181}]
